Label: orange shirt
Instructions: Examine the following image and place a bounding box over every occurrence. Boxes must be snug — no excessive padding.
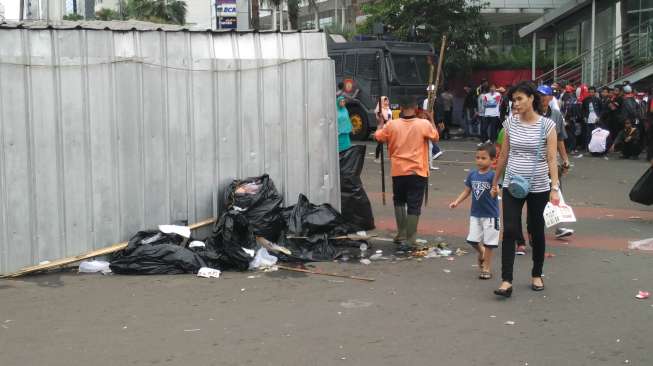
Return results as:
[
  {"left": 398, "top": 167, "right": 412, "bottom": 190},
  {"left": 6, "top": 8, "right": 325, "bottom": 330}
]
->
[{"left": 374, "top": 118, "right": 439, "bottom": 177}]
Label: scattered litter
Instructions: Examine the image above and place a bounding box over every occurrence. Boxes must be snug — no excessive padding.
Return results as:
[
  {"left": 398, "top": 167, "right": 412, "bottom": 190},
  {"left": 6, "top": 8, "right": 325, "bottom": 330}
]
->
[
  {"left": 628, "top": 238, "right": 653, "bottom": 251},
  {"left": 340, "top": 300, "right": 373, "bottom": 309},
  {"left": 197, "top": 267, "right": 221, "bottom": 278},
  {"left": 439, "top": 249, "right": 452, "bottom": 256},
  {"left": 443, "top": 269, "right": 451, "bottom": 273},
  {"left": 359, "top": 243, "right": 368, "bottom": 252},
  {"left": 447, "top": 257, "right": 455, "bottom": 261},
  {"left": 242, "top": 248, "right": 256, "bottom": 258},
  {"left": 504, "top": 320, "right": 516, "bottom": 325},
  {"left": 628, "top": 216, "right": 642, "bottom": 220},
  {"left": 249, "top": 248, "right": 278, "bottom": 270},
  {"left": 122, "top": 326, "right": 127, "bottom": 329},
  {"left": 184, "top": 329, "right": 201, "bottom": 332},
  {"left": 158, "top": 225, "right": 191, "bottom": 238},
  {"left": 1, "top": 325, "right": 8, "bottom": 329},
  {"left": 489, "top": 315, "right": 497, "bottom": 318},
  {"left": 360, "top": 259, "right": 371, "bottom": 265},
  {"left": 437, "top": 230, "right": 444, "bottom": 233},
  {"left": 464, "top": 169, "right": 470, "bottom": 172},
  {"left": 575, "top": 154, "right": 583, "bottom": 158},
  {"left": 416, "top": 239, "right": 428, "bottom": 244},
  {"left": 240, "top": 288, "right": 246, "bottom": 292},
  {"left": 369, "top": 250, "right": 384, "bottom": 261},
  {"left": 247, "top": 275, "right": 261, "bottom": 279},
  {"left": 606, "top": 214, "right": 614, "bottom": 217},
  {"left": 635, "top": 290, "right": 650, "bottom": 300},
  {"left": 633, "top": 278, "right": 639, "bottom": 281},
  {"left": 624, "top": 360, "right": 630, "bottom": 364},
  {"left": 616, "top": 339, "right": 621, "bottom": 343},
  {"left": 188, "top": 241, "right": 205, "bottom": 248},
  {"left": 455, "top": 248, "right": 468, "bottom": 256},
  {"left": 604, "top": 156, "right": 609, "bottom": 160},
  {"left": 544, "top": 253, "right": 556, "bottom": 258},
  {"left": 337, "top": 311, "right": 342, "bottom": 315},
  {"left": 78, "top": 260, "right": 112, "bottom": 274}
]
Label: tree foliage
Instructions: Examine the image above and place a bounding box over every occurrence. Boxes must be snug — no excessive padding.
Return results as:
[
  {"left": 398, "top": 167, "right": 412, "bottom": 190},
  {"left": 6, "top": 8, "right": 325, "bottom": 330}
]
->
[
  {"left": 96, "top": 0, "right": 187, "bottom": 25},
  {"left": 361, "top": 0, "right": 491, "bottom": 72}
]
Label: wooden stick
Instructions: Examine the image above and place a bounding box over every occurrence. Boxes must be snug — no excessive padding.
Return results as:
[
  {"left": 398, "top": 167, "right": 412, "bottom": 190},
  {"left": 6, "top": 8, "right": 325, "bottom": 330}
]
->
[
  {"left": 2, "top": 217, "right": 217, "bottom": 278},
  {"left": 378, "top": 96, "right": 387, "bottom": 206},
  {"left": 277, "top": 265, "right": 375, "bottom": 282},
  {"left": 425, "top": 35, "right": 448, "bottom": 207}
]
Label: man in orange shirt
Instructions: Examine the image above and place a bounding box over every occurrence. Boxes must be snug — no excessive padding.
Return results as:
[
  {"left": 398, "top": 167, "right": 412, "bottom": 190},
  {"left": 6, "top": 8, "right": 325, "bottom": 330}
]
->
[{"left": 375, "top": 96, "right": 440, "bottom": 251}]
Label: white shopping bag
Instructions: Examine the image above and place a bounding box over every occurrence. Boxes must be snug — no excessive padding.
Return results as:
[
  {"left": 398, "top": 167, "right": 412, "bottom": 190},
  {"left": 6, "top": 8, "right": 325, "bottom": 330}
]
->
[{"left": 543, "top": 194, "right": 577, "bottom": 228}]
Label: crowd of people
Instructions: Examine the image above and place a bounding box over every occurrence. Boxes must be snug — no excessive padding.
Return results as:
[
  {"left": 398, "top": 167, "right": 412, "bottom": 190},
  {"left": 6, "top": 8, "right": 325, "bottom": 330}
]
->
[
  {"left": 462, "top": 79, "right": 653, "bottom": 162},
  {"left": 348, "top": 77, "right": 653, "bottom": 300}
]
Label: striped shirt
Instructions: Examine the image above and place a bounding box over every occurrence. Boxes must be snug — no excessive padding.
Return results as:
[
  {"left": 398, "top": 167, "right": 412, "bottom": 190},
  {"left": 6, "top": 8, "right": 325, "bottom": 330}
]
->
[{"left": 504, "top": 115, "right": 555, "bottom": 193}]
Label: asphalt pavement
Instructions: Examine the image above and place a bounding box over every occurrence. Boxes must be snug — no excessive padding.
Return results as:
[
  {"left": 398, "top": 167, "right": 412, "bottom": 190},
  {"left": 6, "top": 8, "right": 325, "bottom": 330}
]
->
[{"left": 1, "top": 139, "right": 652, "bottom": 366}]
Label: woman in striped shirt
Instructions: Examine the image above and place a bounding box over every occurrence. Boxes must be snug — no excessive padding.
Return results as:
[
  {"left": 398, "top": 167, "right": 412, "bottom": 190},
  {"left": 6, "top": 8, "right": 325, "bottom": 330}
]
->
[{"left": 491, "top": 81, "right": 561, "bottom": 297}]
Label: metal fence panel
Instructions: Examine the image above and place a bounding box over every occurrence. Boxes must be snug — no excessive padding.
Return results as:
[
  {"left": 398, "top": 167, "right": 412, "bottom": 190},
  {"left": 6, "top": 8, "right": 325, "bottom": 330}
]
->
[{"left": 0, "top": 27, "right": 338, "bottom": 274}]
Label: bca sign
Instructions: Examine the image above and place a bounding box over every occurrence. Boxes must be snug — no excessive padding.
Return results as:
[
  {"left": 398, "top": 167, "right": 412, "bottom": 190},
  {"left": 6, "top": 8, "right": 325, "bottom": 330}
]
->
[{"left": 216, "top": 0, "right": 237, "bottom": 17}]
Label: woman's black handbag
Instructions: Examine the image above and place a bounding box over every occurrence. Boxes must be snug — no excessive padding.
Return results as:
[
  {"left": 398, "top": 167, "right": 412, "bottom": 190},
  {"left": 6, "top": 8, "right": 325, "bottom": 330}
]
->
[{"left": 629, "top": 167, "right": 653, "bottom": 205}]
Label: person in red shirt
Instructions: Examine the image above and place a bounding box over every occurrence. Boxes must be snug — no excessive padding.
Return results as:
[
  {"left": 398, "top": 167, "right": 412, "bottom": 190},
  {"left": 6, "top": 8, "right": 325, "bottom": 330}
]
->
[{"left": 375, "top": 96, "right": 440, "bottom": 251}]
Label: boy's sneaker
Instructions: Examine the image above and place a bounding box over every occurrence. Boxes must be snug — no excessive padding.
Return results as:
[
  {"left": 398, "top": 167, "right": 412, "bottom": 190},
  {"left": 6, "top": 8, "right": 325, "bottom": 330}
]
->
[
  {"left": 555, "top": 227, "right": 574, "bottom": 238},
  {"left": 516, "top": 244, "right": 527, "bottom": 256},
  {"left": 432, "top": 151, "right": 443, "bottom": 160}
]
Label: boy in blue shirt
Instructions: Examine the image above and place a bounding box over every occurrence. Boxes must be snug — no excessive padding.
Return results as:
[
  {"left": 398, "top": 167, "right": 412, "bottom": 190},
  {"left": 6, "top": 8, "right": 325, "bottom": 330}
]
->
[{"left": 449, "top": 144, "right": 500, "bottom": 279}]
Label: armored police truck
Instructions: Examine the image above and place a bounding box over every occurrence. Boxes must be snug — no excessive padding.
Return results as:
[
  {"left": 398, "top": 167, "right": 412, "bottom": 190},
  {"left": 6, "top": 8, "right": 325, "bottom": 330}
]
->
[{"left": 328, "top": 40, "right": 436, "bottom": 140}]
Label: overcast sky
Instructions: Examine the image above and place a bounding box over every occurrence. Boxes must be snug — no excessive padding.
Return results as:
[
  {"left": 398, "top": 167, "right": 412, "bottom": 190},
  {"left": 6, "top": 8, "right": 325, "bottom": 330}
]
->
[{"left": 1, "top": 0, "right": 19, "bottom": 20}]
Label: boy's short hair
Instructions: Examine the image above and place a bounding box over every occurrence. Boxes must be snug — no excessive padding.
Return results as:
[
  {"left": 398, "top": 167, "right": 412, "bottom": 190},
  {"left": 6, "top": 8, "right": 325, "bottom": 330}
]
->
[
  {"left": 399, "top": 95, "right": 418, "bottom": 109},
  {"left": 477, "top": 143, "right": 497, "bottom": 159}
]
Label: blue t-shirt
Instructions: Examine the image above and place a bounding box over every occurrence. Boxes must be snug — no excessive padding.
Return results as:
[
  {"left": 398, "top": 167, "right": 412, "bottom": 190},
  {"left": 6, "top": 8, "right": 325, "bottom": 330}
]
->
[{"left": 464, "top": 170, "right": 500, "bottom": 218}]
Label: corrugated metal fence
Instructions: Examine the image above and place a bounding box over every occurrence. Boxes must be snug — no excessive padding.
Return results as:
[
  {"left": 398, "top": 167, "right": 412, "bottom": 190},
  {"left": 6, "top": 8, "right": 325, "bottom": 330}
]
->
[{"left": 0, "top": 24, "right": 338, "bottom": 274}]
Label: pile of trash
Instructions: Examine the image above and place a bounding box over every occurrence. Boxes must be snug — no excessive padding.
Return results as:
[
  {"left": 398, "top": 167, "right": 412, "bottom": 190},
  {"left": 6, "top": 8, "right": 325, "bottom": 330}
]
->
[{"left": 106, "top": 174, "right": 373, "bottom": 275}]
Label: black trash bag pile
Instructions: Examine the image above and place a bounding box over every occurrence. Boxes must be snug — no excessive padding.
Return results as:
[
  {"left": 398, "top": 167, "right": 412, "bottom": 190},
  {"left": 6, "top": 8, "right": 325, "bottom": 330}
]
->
[
  {"left": 204, "top": 210, "right": 257, "bottom": 271},
  {"left": 110, "top": 231, "right": 206, "bottom": 275},
  {"left": 340, "top": 145, "right": 375, "bottom": 231},
  {"left": 276, "top": 194, "right": 363, "bottom": 262},
  {"left": 222, "top": 174, "right": 283, "bottom": 241},
  {"left": 630, "top": 167, "right": 653, "bottom": 205},
  {"left": 203, "top": 174, "right": 284, "bottom": 270}
]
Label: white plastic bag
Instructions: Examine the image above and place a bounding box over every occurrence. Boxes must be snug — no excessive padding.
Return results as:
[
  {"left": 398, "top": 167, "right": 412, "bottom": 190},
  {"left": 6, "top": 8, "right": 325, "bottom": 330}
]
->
[
  {"left": 628, "top": 238, "right": 653, "bottom": 251},
  {"left": 249, "top": 248, "right": 278, "bottom": 270},
  {"left": 543, "top": 194, "right": 577, "bottom": 228},
  {"left": 197, "top": 267, "right": 221, "bottom": 278},
  {"left": 78, "top": 260, "right": 112, "bottom": 274},
  {"left": 158, "top": 224, "right": 191, "bottom": 238}
]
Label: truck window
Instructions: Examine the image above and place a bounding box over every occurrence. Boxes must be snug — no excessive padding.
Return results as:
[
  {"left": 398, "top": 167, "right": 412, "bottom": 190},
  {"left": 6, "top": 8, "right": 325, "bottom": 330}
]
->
[
  {"left": 344, "top": 54, "right": 356, "bottom": 75},
  {"left": 331, "top": 55, "right": 344, "bottom": 76},
  {"left": 391, "top": 54, "right": 430, "bottom": 84},
  {"left": 356, "top": 53, "right": 379, "bottom": 80}
]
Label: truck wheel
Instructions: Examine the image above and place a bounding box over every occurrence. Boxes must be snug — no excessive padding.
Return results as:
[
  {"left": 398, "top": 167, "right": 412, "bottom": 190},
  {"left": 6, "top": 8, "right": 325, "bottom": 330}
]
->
[{"left": 347, "top": 105, "right": 369, "bottom": 141}]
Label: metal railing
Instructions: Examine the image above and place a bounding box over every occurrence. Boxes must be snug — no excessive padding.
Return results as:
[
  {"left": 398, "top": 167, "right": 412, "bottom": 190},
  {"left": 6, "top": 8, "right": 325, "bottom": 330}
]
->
[{"left": 535, "top": 19, "right": 653, "bottom": 87}]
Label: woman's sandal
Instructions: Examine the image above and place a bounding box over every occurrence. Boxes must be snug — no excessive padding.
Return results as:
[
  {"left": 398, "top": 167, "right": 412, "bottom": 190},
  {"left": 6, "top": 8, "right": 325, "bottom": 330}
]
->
[
  {"left": 531, "top": 278, "right": 545, "bottom": 291},
  {"left": 494, "top": 283, "right": 513, "bottom": 298},
  {"left": 479, "top": 271, "right": 492, "bottom": 280}
]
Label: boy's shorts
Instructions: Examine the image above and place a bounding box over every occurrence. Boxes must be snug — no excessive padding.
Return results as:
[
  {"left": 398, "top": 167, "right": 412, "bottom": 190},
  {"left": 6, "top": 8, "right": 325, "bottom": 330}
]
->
[{"left": 466, "top": 217, "right": 500, "bottom": 247}]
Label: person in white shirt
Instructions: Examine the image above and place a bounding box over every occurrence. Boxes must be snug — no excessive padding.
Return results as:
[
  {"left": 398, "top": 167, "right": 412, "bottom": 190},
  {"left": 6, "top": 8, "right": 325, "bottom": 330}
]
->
[
  {"left": 588, "top": 123, "right": 611, "bottom": 156},
  {"left": 481, "top": 85, "right": 502, "bottom": 143}
]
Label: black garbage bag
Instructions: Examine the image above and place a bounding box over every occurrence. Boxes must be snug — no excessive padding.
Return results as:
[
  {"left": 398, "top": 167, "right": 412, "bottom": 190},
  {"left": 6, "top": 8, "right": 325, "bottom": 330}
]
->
[
  {"left": 276, "top": 194, "right": 363, "bottom": 262},
  {"left": 204, "top": 210, "right": 257, "bottom": 271},
  {"left": 283, "top": 194, "right": 349, "bottom": 236},
  {"left": 110, "top": 231, "right": 206, "bottom": 275},
  {"left": 339, "top": 145, "right": 375, "bottom": 231},
  {"left": 630, "top": 167, "right": 653, "bottom": 205},
  {"left": 223, "top": 174, "right": 283, "bottom": 241},
  {"left": 276, "top": 234, "right": 343, "bottom": 262}
]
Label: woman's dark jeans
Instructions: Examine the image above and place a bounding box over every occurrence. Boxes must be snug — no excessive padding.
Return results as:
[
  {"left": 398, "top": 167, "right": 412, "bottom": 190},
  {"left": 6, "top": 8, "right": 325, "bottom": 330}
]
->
[{"left": 501, "top": 188, "right": 550, "bottom": 282}]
